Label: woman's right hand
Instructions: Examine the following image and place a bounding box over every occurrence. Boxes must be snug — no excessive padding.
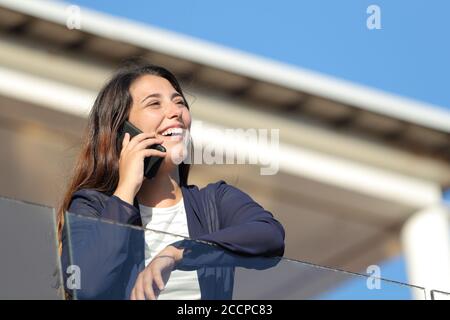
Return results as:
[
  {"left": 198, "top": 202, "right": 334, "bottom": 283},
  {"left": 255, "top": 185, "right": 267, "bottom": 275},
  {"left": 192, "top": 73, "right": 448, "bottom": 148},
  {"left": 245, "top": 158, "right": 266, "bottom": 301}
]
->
[{"left": 113, "top": 132, "right": 166, "bottom": 205}]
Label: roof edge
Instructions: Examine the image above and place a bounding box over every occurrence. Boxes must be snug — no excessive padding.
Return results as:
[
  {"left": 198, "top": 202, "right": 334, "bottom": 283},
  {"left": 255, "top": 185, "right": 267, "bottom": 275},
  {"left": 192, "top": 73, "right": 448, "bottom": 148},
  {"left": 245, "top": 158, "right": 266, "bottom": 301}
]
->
[{"left": 0, "top": 0, "right": 449, "bottom": 132}]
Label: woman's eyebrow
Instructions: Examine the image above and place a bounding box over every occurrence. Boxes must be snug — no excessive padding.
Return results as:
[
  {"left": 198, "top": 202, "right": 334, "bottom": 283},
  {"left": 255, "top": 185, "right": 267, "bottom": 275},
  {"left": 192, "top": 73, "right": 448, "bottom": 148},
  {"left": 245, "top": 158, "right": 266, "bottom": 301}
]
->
[{"left": 141, "top": 92, "right": 183, "bottom": 103}]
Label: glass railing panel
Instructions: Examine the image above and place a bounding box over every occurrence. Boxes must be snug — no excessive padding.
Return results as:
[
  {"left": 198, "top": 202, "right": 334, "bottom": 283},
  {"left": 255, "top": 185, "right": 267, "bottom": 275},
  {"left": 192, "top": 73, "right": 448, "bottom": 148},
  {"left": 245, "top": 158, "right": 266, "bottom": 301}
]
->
[
  {"left": 0, "top": 196, "right": 432, "bottom": 300},
  {"left": 232, "top": 258, "right": 426, "bottom": 300},
  {"left": 63, "top": 212, "right": 427, "bottom": 300},
  {"left": 0, "top": 196, "right": 64, "bottom": 299},
  {"left": 62, "top": 211, "right": 188, "bottom": 300},
  {"left": 430, "top": 290, "right": 450, "bottom": 300}
]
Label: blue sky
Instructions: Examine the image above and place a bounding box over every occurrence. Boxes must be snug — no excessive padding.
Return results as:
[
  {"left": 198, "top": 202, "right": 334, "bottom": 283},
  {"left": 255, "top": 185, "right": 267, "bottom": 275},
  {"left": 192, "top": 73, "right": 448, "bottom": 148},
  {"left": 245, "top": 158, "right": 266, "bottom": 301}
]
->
[
  {"left": 60, "top": 0, "right": 449, "bottom": 298},
  {"left": 316, "top": 255, "right": 413, "bottom": 300},
  {"left": 63, "top": 0, "right": 450, "bottom": 112}
]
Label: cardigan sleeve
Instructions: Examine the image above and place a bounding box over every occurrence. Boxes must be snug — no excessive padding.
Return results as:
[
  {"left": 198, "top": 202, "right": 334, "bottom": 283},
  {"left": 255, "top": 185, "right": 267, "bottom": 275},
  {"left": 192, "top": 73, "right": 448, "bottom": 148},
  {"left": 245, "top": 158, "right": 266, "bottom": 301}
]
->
[
  {"left": 60, "top": 189, "right": 142, "bottom": 299},
  {"left": 172, "top": 239, "right": 282, "bottom": 271},
  {"left": 194, "top": 180, "right": 285, "bottom": 257}
]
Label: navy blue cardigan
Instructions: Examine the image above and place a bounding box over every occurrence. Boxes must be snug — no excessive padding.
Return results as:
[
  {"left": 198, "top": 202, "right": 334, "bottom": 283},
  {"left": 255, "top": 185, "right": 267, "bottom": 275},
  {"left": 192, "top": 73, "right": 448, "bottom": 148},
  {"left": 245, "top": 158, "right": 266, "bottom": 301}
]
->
[{"left": 61, "top": 180, "right": 285, "bottom": 299}]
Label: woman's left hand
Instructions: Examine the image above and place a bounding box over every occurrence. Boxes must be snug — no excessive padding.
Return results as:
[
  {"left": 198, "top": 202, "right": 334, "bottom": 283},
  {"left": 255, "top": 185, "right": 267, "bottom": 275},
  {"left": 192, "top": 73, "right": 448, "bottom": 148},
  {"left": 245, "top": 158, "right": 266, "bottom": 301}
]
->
[{"left": 130, "top": 245, "right": 184, "bottom": 300}]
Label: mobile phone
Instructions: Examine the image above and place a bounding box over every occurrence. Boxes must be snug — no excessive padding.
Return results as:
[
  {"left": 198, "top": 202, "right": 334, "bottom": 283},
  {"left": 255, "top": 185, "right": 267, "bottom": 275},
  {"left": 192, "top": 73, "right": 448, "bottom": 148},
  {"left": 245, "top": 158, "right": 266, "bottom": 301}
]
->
[{"left": 117, "top": 120, "right": 166, "bottom": 180}]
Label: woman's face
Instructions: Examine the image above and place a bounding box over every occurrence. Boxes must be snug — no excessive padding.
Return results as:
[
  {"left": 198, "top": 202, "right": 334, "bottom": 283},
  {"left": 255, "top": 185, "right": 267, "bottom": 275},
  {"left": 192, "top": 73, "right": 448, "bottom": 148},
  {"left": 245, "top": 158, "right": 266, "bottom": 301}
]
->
[{"left": 128, "top": 74, "right": 192, "bottom": 166}]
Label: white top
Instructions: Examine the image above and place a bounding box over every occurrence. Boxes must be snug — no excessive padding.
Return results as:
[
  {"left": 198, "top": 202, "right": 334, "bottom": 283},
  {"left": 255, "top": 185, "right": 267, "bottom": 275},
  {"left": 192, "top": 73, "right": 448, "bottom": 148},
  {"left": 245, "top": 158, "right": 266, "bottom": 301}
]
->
[{"left": 138, "top": 197, "right": 201, "bottom": 300}]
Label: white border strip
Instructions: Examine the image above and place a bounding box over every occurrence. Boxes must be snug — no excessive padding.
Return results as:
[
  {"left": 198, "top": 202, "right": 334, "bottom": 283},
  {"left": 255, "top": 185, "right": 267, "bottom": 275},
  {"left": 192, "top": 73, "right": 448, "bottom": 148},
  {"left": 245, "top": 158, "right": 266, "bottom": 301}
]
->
[{"left": 0, "top": 0, "right": 449, "bottom": 132}]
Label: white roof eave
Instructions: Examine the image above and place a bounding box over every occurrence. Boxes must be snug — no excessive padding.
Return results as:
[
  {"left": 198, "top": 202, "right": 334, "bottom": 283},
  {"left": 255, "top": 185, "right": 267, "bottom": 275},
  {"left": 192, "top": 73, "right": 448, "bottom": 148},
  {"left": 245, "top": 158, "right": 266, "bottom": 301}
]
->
[{"left": 0, "top": 0, "right": 449, "bottom": 133}]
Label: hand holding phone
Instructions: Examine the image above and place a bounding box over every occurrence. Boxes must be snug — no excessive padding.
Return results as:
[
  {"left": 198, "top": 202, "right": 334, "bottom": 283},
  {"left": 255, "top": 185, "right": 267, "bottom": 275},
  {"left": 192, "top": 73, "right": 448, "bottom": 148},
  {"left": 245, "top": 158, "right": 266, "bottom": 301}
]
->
[{"left": 117, "top": 120, "right": 166, "bottom": 180}]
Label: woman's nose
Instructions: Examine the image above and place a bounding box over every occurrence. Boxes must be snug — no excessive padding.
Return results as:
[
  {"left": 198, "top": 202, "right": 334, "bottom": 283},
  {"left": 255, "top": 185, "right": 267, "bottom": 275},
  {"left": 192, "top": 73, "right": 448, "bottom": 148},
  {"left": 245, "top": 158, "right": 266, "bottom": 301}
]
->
[{"left": 165, "top": 102, "right": 183, "bottom": 118}]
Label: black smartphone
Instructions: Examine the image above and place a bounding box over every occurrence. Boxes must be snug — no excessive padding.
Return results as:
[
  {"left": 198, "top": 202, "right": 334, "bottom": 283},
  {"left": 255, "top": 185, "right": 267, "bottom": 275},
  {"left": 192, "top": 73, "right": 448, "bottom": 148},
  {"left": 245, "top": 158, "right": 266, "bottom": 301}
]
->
[{"left": 117, "top": 120, "right": 166, "bottom": 180}]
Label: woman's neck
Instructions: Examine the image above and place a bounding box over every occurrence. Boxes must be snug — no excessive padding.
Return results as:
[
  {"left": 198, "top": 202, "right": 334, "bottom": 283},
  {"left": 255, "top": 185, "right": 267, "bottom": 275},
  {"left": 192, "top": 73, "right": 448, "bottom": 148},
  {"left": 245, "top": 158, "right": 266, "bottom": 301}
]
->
[{"left": 136, "top": 165, "right": 182, "bottom": 208}]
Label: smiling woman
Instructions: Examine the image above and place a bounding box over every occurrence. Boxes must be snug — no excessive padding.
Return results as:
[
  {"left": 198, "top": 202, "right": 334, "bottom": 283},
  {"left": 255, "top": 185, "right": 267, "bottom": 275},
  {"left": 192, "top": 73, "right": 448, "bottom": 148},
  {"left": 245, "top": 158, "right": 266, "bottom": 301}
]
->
[{"left": 58, "top": 59, "right": 285, "bottom": 300}]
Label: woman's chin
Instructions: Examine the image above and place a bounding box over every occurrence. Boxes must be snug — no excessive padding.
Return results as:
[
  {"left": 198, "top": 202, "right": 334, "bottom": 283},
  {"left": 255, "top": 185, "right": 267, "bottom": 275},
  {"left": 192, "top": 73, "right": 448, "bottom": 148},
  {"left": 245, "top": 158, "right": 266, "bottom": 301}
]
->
[{"left": 162, "top": 144, "right": 188, "bottom": 165}]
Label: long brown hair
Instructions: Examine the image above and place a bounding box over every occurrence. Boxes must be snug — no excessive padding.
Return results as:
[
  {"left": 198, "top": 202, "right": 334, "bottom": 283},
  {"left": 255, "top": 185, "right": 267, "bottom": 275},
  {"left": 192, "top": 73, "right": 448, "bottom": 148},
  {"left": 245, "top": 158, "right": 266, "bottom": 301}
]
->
[{"left": 57, "top": 61, "right": 192, "bottom": 248}]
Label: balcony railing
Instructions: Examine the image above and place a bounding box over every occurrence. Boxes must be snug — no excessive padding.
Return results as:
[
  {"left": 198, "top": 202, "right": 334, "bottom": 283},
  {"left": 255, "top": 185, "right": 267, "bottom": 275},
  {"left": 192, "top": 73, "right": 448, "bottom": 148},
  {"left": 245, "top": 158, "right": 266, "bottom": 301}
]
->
[{"left": 1, "top": 195, "right": 448, "bottom": 300}]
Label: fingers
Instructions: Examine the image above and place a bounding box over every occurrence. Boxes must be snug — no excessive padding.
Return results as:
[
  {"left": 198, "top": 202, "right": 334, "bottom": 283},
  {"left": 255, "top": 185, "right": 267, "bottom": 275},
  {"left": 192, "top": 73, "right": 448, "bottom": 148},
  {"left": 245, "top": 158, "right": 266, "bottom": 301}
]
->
[
  {"left": 141, "top": 148, "right": 167, "bottom": 159},
  {"left": 134, "top": 274, "right": 146, "bottom": 300},
  {"left": 122, "top": 132, "right": 130, "bottom": 151},
  {"left": 131, "top": 259, "right": 172, "bottom": 301},
  {"left": 135, "top": 136, "right": 164, "bottom": 152},
  {"left": 153, "top": 269, "right": 165, "bottom": 292},
  {"left": 132, "top": 271, "right": 159, "bottom": 301},
  {"left": 143, "top": 273, "right": 157, "bottom": 300},
  {"left": 124, "top": 132, "right": 160, "bottom": 153},
  {"left": 143, "top": 284, "right": 156, "bottom": 301}
]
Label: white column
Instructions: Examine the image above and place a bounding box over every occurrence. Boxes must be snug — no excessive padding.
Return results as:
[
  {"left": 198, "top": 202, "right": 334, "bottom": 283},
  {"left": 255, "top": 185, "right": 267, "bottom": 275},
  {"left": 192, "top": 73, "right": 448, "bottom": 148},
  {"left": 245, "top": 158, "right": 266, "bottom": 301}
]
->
[{"left": 401, "top": 204, "right": 450, "bottom": 299}]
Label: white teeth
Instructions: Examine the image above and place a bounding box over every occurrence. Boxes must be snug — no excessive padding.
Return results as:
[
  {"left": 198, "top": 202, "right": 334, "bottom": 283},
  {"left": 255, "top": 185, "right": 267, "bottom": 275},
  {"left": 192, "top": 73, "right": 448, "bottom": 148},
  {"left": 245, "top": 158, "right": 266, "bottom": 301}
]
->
[{"left": 161, "top": 127, "right": 183, "bottom": 136}]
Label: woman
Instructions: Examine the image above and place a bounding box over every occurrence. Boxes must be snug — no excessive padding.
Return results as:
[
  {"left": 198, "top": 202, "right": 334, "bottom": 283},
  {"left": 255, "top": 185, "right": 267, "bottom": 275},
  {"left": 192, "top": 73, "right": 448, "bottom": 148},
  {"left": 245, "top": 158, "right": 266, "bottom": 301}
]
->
[{"left": 58, "top": 60, "right": 285, "bottom": 300}]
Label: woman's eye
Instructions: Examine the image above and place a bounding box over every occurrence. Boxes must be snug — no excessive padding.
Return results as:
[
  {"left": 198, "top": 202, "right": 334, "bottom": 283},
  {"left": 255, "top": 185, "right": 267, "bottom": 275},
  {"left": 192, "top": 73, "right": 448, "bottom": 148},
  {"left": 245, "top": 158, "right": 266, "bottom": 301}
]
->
[{"left": 146, "top": 100, "right": 186, "bottom": 108}]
